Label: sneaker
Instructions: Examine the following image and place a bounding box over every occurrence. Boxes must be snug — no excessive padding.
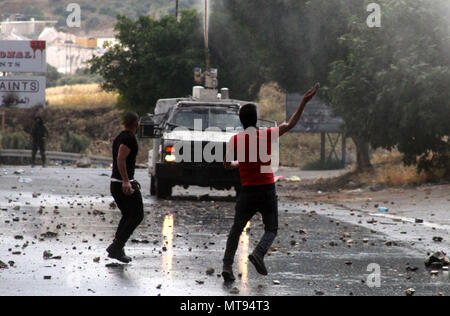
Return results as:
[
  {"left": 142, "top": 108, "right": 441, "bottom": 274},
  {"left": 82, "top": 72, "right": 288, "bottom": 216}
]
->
[
  {"left": 222, "top": 265, "right": 236, "bottom": 282},
  {"left": 248, "top": 252, "right": 268, "bottom": 276},
  {"left": 107, "top": 244, "right": 132, "bottom": 264}
]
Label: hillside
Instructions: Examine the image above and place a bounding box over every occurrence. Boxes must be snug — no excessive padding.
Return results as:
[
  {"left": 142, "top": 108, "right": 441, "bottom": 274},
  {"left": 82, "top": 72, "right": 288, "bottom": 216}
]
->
[{"left": 0, "top": 0, "right": 200, "bottom": 34}]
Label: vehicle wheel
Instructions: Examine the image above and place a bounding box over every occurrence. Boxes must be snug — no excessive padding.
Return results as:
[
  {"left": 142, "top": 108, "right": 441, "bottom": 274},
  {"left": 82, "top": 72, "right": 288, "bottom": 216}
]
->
[
  {"left": 156, "top": 177, "right": 172, "bottom": 199},
  {"left": 150, "top": 176, "right": 156, "bottom": 196}
]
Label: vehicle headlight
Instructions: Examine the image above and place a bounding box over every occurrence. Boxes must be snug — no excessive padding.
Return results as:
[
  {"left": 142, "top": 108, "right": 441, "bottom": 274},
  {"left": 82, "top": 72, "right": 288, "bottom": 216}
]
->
[{"left": 165, "top": 154, "right": 176, "bottom": 162}]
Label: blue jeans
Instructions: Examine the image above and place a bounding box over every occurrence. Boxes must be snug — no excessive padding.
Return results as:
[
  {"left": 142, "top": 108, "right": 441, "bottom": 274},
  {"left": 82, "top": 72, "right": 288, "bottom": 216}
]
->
[{"left": 223, "top": 183, "right": 278, "bottom": 267}]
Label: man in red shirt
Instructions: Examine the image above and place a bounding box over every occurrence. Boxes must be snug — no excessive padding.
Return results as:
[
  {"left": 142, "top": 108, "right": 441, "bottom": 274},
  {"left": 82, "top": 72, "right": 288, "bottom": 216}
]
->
[{"left": 222, "top": 86, "right": 318, "bottom": 282}]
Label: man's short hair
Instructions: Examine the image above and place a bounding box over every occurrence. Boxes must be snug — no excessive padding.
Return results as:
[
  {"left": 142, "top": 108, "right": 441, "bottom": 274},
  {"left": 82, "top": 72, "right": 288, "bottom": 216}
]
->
[
  {"left": 239, "top": 103, "right": 258, "bottom": 129},
  {"left": 123, "top": 112, "right": 139, "bottom": 129}
]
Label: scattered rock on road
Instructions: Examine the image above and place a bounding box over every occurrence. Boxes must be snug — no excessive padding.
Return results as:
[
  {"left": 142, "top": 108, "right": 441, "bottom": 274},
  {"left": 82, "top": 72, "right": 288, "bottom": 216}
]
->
[
  {"left": 0, "top": 260, "right": 8, "bottom": 269},
  {"left": 430, "top": 270, "right": 440, "bottom": 276},
  {"left": 43, "top": 251, "right": 53, "bottom": 260},
  {"left": 40, "top": 232, "right": 58, "bottom": 238},
  {"left": 405, "top": 288, "right": 416, "bottom": 296},
  {"left": 406, "top": 266, "right": 419, "bottom": 272},
  {"left": 230, "top": 287, "right": 240, "bottom": 295},
  {"left": 425, "top": 251, "right": 449, "bottom": 269}
]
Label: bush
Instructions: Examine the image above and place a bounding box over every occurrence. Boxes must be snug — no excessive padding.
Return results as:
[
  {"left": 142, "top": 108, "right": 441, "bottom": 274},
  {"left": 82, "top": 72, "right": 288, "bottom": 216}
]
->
[
  {"left": 55, "top": 73, "right": 103, "bottom": 87},
  {"left": 46, "top": 64, "right": 62, "bottom": 88},
  {"left": 0, "top": 131, "right": 31, "bottom": 150},
  {"left": 61, "top": 129, "right": 90, "bottom": 153}
]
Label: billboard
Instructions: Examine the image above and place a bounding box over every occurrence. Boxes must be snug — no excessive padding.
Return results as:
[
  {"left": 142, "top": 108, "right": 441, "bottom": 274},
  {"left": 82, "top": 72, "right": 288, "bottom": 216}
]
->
[
  {"left": 0, "top": 76, "right": 46, "bottom": 108},
  {"left": 0, "top": 40, "right": 47, "bottom": 73},
  {"left": 286, "top": 93, "right": 344, "bottom": 133}
]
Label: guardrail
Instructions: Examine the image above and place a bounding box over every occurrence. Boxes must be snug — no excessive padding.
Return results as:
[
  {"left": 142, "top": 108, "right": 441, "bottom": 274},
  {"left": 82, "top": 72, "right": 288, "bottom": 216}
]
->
[{"left": 0, "top": 149, "right": 112, "bottom": 165}]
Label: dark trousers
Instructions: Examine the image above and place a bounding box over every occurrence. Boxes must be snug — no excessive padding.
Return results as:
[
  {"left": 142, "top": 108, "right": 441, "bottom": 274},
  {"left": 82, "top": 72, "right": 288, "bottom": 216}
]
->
[
  {"left": 31, "top": 140, "right": 46, "bottom": 165},
  {"left": 110, "top": 182, "right": 144, "bottom": 248},
  {"left": 223, "top": 183, "right": 278, "bottom": 267}
]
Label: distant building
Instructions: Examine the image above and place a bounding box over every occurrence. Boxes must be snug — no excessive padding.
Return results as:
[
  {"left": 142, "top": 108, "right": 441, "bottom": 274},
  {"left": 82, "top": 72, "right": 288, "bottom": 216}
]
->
[
  {"left": 0, "top": 19, "right": 57, "bottom": 37},
  {"left": 1, "top": 21, "right": 116, "bottom": 74},
  {"left": 0, "top": 31, "right": 30, "bottom": 41},
  {"left": 39, "top": 27, "right": 77, "bottom": 45},
  {"left": 37, "top": 27, "right": 101, "bottom": 74},
  {"left": 75, "top": 37, "right": 98, "bottom": 49}
]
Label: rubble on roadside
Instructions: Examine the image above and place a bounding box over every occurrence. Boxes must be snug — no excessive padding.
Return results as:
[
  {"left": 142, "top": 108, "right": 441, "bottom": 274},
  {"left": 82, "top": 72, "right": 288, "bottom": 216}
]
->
[
  {"left": 0, "top": 260, "right": 8, "bottom": 269},
  {"left": 425, "top": 251, "right": 449, "bottom": 270}
]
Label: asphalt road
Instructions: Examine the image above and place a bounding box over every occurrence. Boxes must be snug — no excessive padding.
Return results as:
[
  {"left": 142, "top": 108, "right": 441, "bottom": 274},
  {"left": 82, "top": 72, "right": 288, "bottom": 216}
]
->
[{"left": 0, "top": 166, "right": 448, "bottom": 296}]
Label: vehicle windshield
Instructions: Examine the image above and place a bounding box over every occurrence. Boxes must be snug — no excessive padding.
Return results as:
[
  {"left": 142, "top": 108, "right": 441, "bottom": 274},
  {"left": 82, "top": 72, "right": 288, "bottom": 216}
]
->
[{"left": 169, "top": 107, "right": 242, "bottom": 131}]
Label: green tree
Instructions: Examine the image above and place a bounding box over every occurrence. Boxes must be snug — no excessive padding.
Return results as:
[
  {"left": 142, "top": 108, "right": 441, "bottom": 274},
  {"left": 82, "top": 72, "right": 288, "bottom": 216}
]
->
[
  {"left": 326, "top": 0, "right": 450, "bottom": 173},
  {"left": 210, "top": 0, "right": 362, "bottom": 98},
  {"left": 46, "top": 64, "right": 62, "bottom": 88},
  {"left": 89, "top": 10, "right": 205, "bottom": 115},
  {"left": 209, "top": 0, "right": 369, "bottom": 168},
  {"left": 210, "top": 0, "right": 449, "bottom": 174}
]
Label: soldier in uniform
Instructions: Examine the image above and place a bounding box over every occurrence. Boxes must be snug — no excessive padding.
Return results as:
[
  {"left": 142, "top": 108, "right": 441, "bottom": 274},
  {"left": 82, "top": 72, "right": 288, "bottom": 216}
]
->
[{"left": 31, "top": 116, "right": 48, "bottom": 168}]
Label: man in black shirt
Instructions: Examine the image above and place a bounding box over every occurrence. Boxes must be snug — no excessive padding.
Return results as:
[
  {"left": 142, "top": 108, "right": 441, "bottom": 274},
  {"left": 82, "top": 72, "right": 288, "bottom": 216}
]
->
[{"left": 107, "top": 112, "right": 144, "bottom": 263}]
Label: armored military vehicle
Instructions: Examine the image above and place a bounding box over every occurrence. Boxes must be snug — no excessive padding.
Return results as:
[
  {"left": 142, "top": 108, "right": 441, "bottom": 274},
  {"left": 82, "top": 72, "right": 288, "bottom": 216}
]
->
[{"left": 139, "top": 71, "right": 276, "bottom": 199}]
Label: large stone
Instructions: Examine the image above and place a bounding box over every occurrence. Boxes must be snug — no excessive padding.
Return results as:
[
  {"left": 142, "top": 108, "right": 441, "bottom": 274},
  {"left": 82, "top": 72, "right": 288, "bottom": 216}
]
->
[
  {"left": 425, "top": 251, "right": 449, "bottom": 268},
  {"left": 405, "top": 288, "right": 416, "bottom": 296},
  {"left": 76, "top": 157, "right": 92, "bottom": 168}
]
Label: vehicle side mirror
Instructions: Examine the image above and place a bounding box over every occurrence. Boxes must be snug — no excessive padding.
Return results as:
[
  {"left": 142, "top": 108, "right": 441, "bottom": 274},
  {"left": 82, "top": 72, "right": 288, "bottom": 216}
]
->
[
  {"left": 257, "top": 119, "right": 277, "bottom": 129},
  {"left": 139, "top": 115, "right": 163, "bottom": 139}
]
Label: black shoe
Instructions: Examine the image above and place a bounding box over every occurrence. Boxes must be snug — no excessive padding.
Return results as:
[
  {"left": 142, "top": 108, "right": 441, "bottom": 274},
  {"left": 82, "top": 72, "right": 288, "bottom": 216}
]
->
[
  {"left": 107, "top": 244, "right": 132, "bottom": 264},
  {"left": 249, "top": 252, "right": 268, "bottom": 276},
  {"left": 222, "top": 265, "right": 236, "bottom": 282}
]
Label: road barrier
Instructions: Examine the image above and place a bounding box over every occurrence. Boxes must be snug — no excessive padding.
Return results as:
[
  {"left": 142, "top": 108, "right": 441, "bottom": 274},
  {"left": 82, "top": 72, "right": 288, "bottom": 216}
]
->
[{"left": 0, "top": 149, "right": 112, "bottom": 165}]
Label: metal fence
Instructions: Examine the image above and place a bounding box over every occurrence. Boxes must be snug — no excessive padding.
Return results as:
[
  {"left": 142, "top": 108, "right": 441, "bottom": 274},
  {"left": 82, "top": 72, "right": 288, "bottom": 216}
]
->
[{"left": 0, "top": 149, "right": 112, "bottom": 165}]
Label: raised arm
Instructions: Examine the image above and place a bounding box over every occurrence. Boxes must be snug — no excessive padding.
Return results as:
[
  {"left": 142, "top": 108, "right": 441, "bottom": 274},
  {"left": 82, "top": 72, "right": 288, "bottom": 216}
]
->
[{"left": 279, "top": 86, "right": 318, "bottom": 137}]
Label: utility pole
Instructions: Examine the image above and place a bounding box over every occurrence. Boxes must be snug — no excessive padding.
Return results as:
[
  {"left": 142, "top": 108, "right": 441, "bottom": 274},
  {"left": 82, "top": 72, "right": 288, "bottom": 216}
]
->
[
  {"left": 175, "top": 0, "right": 179, "bottom": 18},
  {"left": 204, "top": 0, "right": 210, "bottom": 72},
  {"left": 0, "top": 110, "right": 5, "bottom": 132}
]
